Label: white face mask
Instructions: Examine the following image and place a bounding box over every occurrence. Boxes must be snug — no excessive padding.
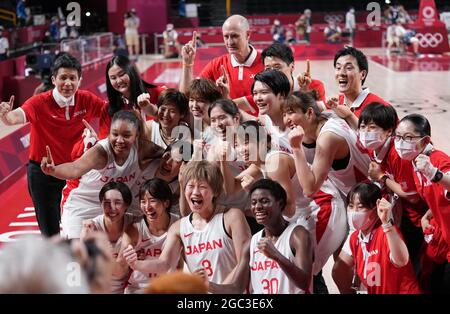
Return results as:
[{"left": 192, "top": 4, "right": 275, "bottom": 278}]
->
[
  {"left": 347, "top": 210, "right": 377, "bottom": 231},
  {"left": 394, "top": 138, "right": 421, "bottom": 161},
  {"left": 358, "top": 131, "right": 385, "bottom": 150}
]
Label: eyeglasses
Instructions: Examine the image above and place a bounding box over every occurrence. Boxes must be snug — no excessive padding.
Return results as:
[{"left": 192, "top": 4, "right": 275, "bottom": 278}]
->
[{"left": 394, "top": 134, "right": 423, "bottom": 143}]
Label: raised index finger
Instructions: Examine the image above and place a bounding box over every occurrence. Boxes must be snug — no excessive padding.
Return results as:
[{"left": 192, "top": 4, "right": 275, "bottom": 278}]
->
[
  {"left": 192, "top": 31, "right": 197, "bottom": 48},
  {"left": 46, "top": 145, "right": 53, "bottom": 164},
  {"left": 305, "top": 60, "right": 311, "bottom": 77},
  {"left": 82, "top": 119, "right": 96, "bottom": 134},
  {"left": 221, "top": 65, "right": 228, "bottom": 83},
  {"left": 9, "top": 95, "right": 15, "bottom": 110}
]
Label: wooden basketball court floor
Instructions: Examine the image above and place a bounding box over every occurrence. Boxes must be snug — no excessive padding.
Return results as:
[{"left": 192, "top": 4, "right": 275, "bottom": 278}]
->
[{"left": 0, "top": 47, "right": 449, "bottom": 293}]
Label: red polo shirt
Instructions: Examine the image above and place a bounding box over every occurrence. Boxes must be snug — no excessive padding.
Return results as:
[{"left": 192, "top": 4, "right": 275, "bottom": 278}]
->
[
  {"left": 335, "top": 88, "right": 390, "bottom": 118},
  {"left": 350, "top": 226, "right": 422, "bottom": 294},
  {"left": 200, "top": 47, "right": 264, "bottom": 113},
  {"left": 371, "top": 139, "right": 427, "bottom": 227},
  {"left": 412, "top": 146, "right": 450, "bottom": 262},
  {"left": 19, "top": 89, "right": 106, "bottom": 165}
]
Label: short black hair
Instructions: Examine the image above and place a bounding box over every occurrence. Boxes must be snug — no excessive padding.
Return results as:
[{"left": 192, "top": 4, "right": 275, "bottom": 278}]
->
[
  {"left": 358, "top": 102, "right": 398, "bottom": 131},
  {"left": 347, "top": 182, "right": 381, "bottom": 210},
  {"left": 139, "top": 178, "right": 173, "bottom": 211},
  {"left": 111, "top": 110, "right": 141, "bottom": 134},
  {"left": 249, "top": 179, "right": 287, "bottom": 211},
  {"left": 400, "top": 113, "right": 431, "bottom": 137},
  {"left": 261, "top": 43, "right": 294, "bottom": 66},
  {"left": 157, "top": 88, "right": 189, "bottom": 116},
  {"left": 208, "top": 98, "right": 240, "bottom": 119},
  {"left": 251, "top": 69, "right": 291, "bottom": 98},
  {"left": 99, "top": 181, "right": 132, "bottom": 206},
  {"left": 333, "top": 46, "right": 368, "bottom": 85},
  {"left": 51, "top": 53, "right": 82, "bottom": 78}
]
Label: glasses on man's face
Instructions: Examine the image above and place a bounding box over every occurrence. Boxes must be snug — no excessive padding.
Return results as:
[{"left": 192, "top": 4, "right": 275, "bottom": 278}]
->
[{"left": 394, "top": 134, "right": 423, "bottom": 143}]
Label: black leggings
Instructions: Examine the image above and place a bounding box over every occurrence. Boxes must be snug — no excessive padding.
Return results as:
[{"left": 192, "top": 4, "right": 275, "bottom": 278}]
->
[{"left": 27, "top": 161, "right": 66, "bottom": 237}]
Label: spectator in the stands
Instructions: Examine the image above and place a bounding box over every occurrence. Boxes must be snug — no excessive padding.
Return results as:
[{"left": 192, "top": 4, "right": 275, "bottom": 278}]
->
[
  {"left": 345, "top": 7, "right": 356, "bottom": 45},
  {"left": 49, "top": 16, "right": 60, "bottom": 42},
  {"left": 295, "top": 9, "right": 312, "bottom": 43},
  {"left": 42, "top": 31, "right": 56, "bottom": 44},
  {"left": 195, "top": 32, "right": 206, "bottom": 48},
  {"left": 0, "top": 26, "right": 9, "bottom": 61},
  {"left": 271, "top": 19, "right": 286, "bottom": 44},
  {"left": 324, "top": 20, "right": 342, "bottom": 43},
  {"left": 163, "top": 23, "right": 181, "bottom": 58},
  {"left": 59, "top": 20, "right": 69, "bottom": 41},
  {"left": 124, "top": 9, "right": 140, "bottom": 57},
  {"left": 16, "top": 0, "right": 28, "bottom": 27}
]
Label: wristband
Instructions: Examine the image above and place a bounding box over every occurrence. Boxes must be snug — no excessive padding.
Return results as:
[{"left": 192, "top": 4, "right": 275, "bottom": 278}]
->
[
  {"left": 183, "top": 63, "right": 193, "bottom": 67},
  {"left": 431, "top": 169, "right": 443, "bottom": 183},
  {"left": 382, "top": 220, "right": 394, "bottom": 232},
  {"left": 379, "top": 174, "right": 389, "bottom": 184}
]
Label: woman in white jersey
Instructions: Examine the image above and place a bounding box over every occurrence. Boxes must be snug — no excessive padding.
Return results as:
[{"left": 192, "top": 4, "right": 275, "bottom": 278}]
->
[
  {"left": 285, "top": 91, "right": 370, "bottom": 197},
  {"left": 41, "top": 110, "right": 162, "bottom": 239},
  {"left": 80, "top": 181, "right": 135, "bottom": 293},
  {"left": 265, "top": 142, "right": 347, "bottom": 287},
  {"left": 209, "top": 178, "right": 313, "bottom": 294},
  {"left": 220, "top": 120, "right": 271, "bottom": 234},
  {"left": 284, "top": 91, "right": 371, "bottom": 293},
  {"left": 250, "top": 69, "right": 292, "bottom": 154},
  {"left": 184, "top": 78, "right": 222, "bottom": 143},
  {"left": 144, "top": 88, "right": 190, "bottom": 149},
  {"left": 124, "top": 178, "right": 179, "bottom": 293},
  {"left": 122, "top": 161, "right": 251, "bottom": 284},
  {"left": 191, "top": 99, "right": 248, "bottom": 212}
]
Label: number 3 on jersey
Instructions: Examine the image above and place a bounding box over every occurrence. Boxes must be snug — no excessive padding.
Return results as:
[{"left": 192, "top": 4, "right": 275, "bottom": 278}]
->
[
  {"left": 261, "top": 278, "right": 279, "bottom": 294},
  {"left": 201, "top": 259, "right": 213, "bottom": 277}
]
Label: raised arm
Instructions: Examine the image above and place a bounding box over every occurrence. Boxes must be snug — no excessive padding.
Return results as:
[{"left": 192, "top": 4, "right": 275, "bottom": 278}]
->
[
  {"left": 257, "top": 225, "right": 312, "bottom": 291},
  {"left": 41, "top": 144, "right": 108, "bottom": 180},
  {"left": 179, "top": 32, "right": 197, "bottom": 94},
  {"left": 289, "top": 126, "right": 341, "bottom": 197},
  {"left": 0, "top": 96, "right": 25, "bottom": 125},
  {"left": 377, "top": 198, "right": 409, "bottom": 267},
  {"left": 327, "top": 97, "right": 358, "bottom": 130}
]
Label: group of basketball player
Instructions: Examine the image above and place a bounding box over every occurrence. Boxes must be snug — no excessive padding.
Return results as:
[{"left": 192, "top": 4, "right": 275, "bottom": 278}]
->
[{"left": 0, "top": 14, "right": 449, "bottom": 294}]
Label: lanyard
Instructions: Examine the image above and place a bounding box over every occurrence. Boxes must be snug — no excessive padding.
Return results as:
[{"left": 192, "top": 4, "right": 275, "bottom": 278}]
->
[{"left": 359, "top": 230, "right": 374, "bottom": 280}]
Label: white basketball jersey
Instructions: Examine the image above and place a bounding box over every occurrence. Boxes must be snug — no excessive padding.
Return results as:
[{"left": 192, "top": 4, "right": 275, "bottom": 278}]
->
[
  {"left": 180, "top": 213, "right": 237, "bottom": 284},
  {"left": 91, "top": 213, "right": 135, "bottom": 294},
  {"left": 260, "top": 114, "right": 292, "bottom": 154},
  {"left": 61, "top": 139, "right": 140, "bottom": 231},
  {"left": 267, "top": 151, "right": 347, "bottom": 275},
  {"left": 125, "top": 213, "right": 178, "bottom": 294},
  {"left": 319, "top": 116, "right": 370, "bottom": 195},
  {"left": 250, "top": 223, "right": 305, "bottom": 294},
  {"left": 150, "top": 120, "right": 168, "bottom": 149}
]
